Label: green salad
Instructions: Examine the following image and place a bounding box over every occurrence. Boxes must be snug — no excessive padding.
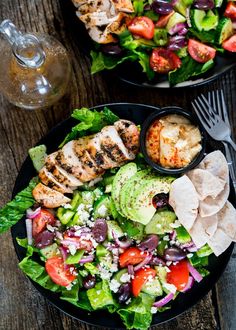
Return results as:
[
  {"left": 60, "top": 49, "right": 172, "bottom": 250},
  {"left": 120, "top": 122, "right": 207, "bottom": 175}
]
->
[{"left": 0, "top": 107, "right": 213, "bottom": 330}]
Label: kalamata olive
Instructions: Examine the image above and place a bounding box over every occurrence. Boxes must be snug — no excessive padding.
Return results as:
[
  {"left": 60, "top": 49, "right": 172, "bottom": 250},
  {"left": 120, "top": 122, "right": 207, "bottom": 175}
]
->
[
  {"left": 151, "top": 0, "right": 173, "bottom": 15},
  {"left": 152, "top": 193, "right": 169, "bottom": 209},
  {"left": 83, "top": 275, "right": 96, "bottom": 289},
  {"left": 138, "top": 234, "right": 159, "bottom": 251},
  {"left": 193, "top": 0, "right": 214, "bottom": 9},
  {"left": 92, "top": 218, "right": 108, "bottom": 243},
  {"left": 101, "top": 44, "right": 123, "bottom": 56},
  {"left": 150, "top": 256, "right": 166, "bottom": 266},
  {"left": 118, "top": 283, "right": 131, "bottom": 303},
  {"left": 164, "top": 247, "right": 186, "bottom": 261},
  {"left": 34, "top": 230, "right": 55, "bottom": 248}
]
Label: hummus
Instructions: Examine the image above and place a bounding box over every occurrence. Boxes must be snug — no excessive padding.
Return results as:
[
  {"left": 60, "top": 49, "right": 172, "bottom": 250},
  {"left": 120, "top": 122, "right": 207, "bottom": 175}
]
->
[{"left": 145, "top": 114, "right": 202, "bottom": 169}]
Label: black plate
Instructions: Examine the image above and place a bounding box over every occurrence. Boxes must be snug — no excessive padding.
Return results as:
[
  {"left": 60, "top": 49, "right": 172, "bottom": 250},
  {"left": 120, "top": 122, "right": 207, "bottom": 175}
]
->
[
  {"left": 11, "top": 103, "right": 235, "bottom": 328},
  {"left": 60, "top": 0, "right": 236, "bottom": 89}
]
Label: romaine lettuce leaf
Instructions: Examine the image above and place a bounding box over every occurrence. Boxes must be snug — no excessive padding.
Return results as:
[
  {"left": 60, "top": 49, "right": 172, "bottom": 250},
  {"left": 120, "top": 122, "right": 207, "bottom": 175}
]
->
[
  {"left": 87, "top": 280, "right": 114, "bottom": 310},
  {"left": 77, "top": 291, "right": 93, "bottom": 311},
  {"left": 59, "top": 107, "right": 119, "bottom": 147},
  {"left": 0, "top": 177, "right": 38, "bottom": 234},
  {"left": 61, "top": 281, "right": 80, "bottom": 306},
  {"left": 118, "top": 293, "right": 155, "bottom": 330}
]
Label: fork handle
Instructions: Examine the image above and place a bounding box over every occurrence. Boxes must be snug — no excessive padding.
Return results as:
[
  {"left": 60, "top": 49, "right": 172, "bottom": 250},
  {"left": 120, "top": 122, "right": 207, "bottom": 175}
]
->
[
  {"left": 223, "top": 142, "right": 236, "bottom": 193},
  {"left": 226, "top": 137, "right": 236, "bottom": 152}
]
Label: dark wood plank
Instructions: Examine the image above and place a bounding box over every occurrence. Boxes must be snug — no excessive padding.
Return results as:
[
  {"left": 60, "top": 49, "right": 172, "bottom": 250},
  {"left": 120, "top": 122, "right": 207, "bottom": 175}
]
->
[{"left": 0, "top": 0, "right": 235, "bottom": 329}]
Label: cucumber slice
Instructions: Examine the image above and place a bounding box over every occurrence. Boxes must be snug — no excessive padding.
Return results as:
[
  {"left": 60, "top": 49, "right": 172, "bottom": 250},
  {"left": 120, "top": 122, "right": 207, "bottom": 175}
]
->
[
  {"left": 107, "top": 220, "right": 124, "bottom": 241},
  {"left": 191, "top": 9, "right": 219, "bottom": 32},
  {"left": 28, "top": 144, "right": 47, "bottom": 172},
  {"left": 81, "top": 191, "right": 95, "bottom": 206},
  {"left": 155, "top": 266, "right": 167, "bottom": 283},
  {"left": 40, "top": 243, "right": 59, "bottom": 259},
  {"left": 93, "top": 195, "right": 111, "bottom": 219},
  {"left": 215, "top": 18, "right": 233, "bottom": 44},
  {"left": 141, "top": 277, "right": 163, "bottom": 297},
  {"left": 166, "top": 12, "right": 186, "bottom": 33},
  {"left": 57, "top": 208, "right": 75, "bottom": 225},
  {"left": 70, "top": 191, "right": 82, "bottom": 210},
  {"left": 113, "top": 269, "right": 128, "bottom": 283},
  {"left": 145, "top": 210, "right": 176, "bottom": 235}
]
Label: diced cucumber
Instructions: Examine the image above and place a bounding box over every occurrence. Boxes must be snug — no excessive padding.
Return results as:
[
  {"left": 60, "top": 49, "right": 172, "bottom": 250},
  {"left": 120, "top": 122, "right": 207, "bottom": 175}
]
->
[
  {"left": 93, "top": 187, "right": 104, "bottom": 200},
  {"left": 67, "top": 212, "right": 84, "bottom": 227},
  {"left": 99, "top": 253, "right": 113, "bottom": 270},
  {"left": 113, "top": 269, "right": 128, "bottom": 283},
  {"left": 70, "top": 191, "right": 82, "bottom": 210},
  {"left": 196, "top": 244, "right": 213, "bottom": 257},
  {"left": 145, "top": 210, "right": 176, "bottom": 235},
  {"left": 84, "top": 262, "right": 99, "bottom": 275},
  {"left": 107, "top": 220, "right": 124, "bottom": 241},
  {"left": 176, "top": 226, "right": 191, "bottom": 243},
  {"left": 141, "top": 277, "right": 163, "bottom": 297},
  {"left": 96, "top": 244, "right": 109, "bottom": 259},
  {"left": 93, "top": 195, "right": 111, "bottom": 219},
  {"left": 153, "top": 28, "right": 168, "bottom": 46},
  {"left": 81, "top": 191, "right": 95, "bottom": 206},
  {"left": 174, "top": 0, "right": 192, "bottom": 16},
  {"left": 57, "top": 207, "right": 75, "bottom": 225},
  {"left": 191, "top": 9, "right": 219, "bottom": 32},
  {"left": 155, "top": 266, "right": 167, "bottom": 283},
  {"left": 66, "top": 249, "right": 84, "bottom": 264},
  {"left": 28, "top": 144, "right": 47, "bottom": 172},
  {"left": 215, "top": 18, "right": 233, "bottom": 44},
  {"left": 40, "top": 243, "right": 59, "bottom": 259},
  {"left": 166, "top": 12, "right": 186, "bottom": 33}
]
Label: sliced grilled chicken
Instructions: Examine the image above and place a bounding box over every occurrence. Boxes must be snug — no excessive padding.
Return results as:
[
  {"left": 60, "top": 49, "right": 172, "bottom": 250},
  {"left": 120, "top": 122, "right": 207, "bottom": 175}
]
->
[
  {"left": 85, "top": 26, "right": 118, "bottom": 44},
  {"left": 100, "top": 125, "right": 135, "bottom": 162},
  {"left": 114, "top": 119, "right": 140, "bottom": 155},
  {"left": 33, "top": 183, "right": 71, "bottom": 208},
  {"left": 79, "top": 12, "right": 115, "bottom": 27},
  {"left": 110, "top": 0, "right": 134, "bottom": 13},
  {"left": 45, "top": 152, "right": 83, "bottom": 188},
  {"left": 78, "top": 0, "right": 112, "bottom": 15},
  {"left": 39, "top": 167, "right": 73, "bottom": 194}
]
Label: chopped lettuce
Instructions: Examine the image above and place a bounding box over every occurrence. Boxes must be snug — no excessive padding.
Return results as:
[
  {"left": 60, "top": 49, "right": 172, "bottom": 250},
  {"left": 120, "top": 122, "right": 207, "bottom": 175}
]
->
[
  {"left": 87, "top": 280, "right": 115, "bottom": 310},
  {"left": 0, "top": 177, "right": 38, "bottom": 234},
  {"left": 61, "top": 281, "right": 81, "bottom": 306},
  {"left": 77, "top": 291, "right": 93, "bottom": 311},
  {"left": 59, "top": 107, "right": 119, "bottom": 147},
  {"left": 118, "top": 293, "right": 155, "bottom": 330},
  {"left": 169, "top": 56, "right": 214, "bottom": 86},
  {"left": 189, "top": 28, "right": 216, "bottom": 44}
]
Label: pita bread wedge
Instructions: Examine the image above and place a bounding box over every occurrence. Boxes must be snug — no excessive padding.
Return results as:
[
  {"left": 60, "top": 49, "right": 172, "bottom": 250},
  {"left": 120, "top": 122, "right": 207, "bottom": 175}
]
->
[
  {"left": 217, "top": 201, "right": 236, "bottom": 241},
  {"left": 199, "top": 184, "right": 229, "bottom": 217},
  {"left": 187, "top": 168, "right": 225, "bottom": 201},
  {"left": 169, "top": 175, "right": 199, "bottom": 231},
  {"left": 207, "top": 228, "right": 232, "bottom": 256}
]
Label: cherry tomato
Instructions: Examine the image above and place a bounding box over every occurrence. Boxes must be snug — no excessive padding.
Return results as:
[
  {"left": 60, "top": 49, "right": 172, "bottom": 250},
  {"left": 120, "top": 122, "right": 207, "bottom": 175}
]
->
[
  {"left": 119, "top": 247, "right": 148, "bottom": 268},
  {"left": 150, "top": 48, "right": 181, "bottom": 73},
  {"left": 156, "top": 11, "right": 174, "bottom": 28},
  {"left": 222, "top": 34, "right": 236, "bottom": 52},
  {"left": 132, "top": 267, "right": 156, "bottom": 297},
  {"left": 224, "top": 2, "right": 236, "bottom": 20},
  {"left": 32, "top": 209, "right": 55, "bottom": 238},
  {"left": 45, "top": 257, "right": 76, "bottom": 287},
  {"left": 188, "top": 39, "right": 216, "bottom": 63},
  {"left": 128, "top": 16, "right": 155, "bottom": 40},
  {"left": 63, "top": 234, "right": 93, "bottom": 252},
  {"left": 166, "top": 260, "right": 189, "bottom": 291}
]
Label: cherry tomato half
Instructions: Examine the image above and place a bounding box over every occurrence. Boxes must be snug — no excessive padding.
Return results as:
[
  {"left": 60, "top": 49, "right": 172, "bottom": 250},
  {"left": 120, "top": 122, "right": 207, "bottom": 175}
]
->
[
  {"left": 132, "top": 267, "right": 156, "bottom": 297},
  {"left": 128, "top": 16, "right": 155, "bottom": 40},
  {"left": 45, "top": 257, "right": 76, "bottom": 287},
  {"left": 119, "top": 247, "right": 148, "bottom": 268},
  {"left": 32, "top": 209, "right": 55, "bottom": 238},
  {"left": 156, "top": 11, "right": 174, "bottom": 28},
  {"left": 166, "top": 260, "right": 189, "bottom": 291},
  {"left": 222, "top": 34, "right": 236, "bottom": 52},
  {"left": 150, "top": 48, "right": 181, "bottom": 73},
  {"left": 63, "top": 234, "right": 93, "bottom": 252},
  {"left": 188, "top": 39, "right": 216, "bottom": 63},
  {"left": 224, "top": 2, "right": 236, "bottom": 20}
]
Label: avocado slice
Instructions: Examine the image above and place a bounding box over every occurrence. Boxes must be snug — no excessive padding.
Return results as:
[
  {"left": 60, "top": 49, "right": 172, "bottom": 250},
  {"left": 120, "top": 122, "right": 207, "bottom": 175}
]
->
[
  {"left": 111, "top": 162, "right": 137, "bottom": 216},
  {"left": 145, "top": 210, "right": 177, "bottom": 235},
  {"left": 119, "top": 170, "right": 150, "bottom": 218},
  {"left": 130, "top": 178, "right": 173, "bottom": 225}
]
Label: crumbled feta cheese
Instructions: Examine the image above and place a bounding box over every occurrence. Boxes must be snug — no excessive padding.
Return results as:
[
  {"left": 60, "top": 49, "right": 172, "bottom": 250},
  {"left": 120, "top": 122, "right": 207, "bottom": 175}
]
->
[
  {"left": 125, "top": 298, "right": 131, "bottom": 305},
  {"left": 66, "top": 283, "right": 72, "bottom": 291},
  {"left": 109, "top": 279, "right": 121, "bottom": 293},
  {"left": 68, "top": 244, "right": 77, "bottom": 256},
  {"left": 63, "top": 203, "right": 72, "bottom": 209},
  {"left": 165, "top": 266, "right": 171, "bottom": 273},
  {"left": 96, "top": 204, "right": 107, "bottom": 217},
  {"left": 110, "top": 264, "right": 118, "bottom": 273},
  {"left": 46, "top": 224, "right": 55, "bottom": 232},
  {"left": 151, "top": 307, "right": 158, "bottom": 314},
  {"left": 120, "top": 273, "right": 131, "bottom": 283},
  {"left": 163, "top": 282, "right": 177, "bottom": 294},
  {"left": 163, "top": 235, "right": 170, "bottom": 241},
  {"left": 100, "top": 268, "right": 112, "bottom": 280},
  {"left": 187, "top": 253, "right": 193, "bottom": 258},
  {"left": 166, "top": 261, "right": 172, "bottom": 266}
]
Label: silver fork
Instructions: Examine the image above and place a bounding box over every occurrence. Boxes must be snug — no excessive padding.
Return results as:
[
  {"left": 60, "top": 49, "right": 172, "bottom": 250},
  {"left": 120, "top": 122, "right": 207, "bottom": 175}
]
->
[
  {"left": 192, "top": 94, "right": 236, "bottom": 151},
  {"left": 207, "top": 90, "right": 236, "bottom": 192}
]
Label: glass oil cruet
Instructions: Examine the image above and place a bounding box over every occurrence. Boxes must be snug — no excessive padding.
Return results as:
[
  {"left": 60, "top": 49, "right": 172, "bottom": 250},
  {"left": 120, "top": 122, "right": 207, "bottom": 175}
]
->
[{"left": 0, "top": 20, "right": 71, "bottom": 109}]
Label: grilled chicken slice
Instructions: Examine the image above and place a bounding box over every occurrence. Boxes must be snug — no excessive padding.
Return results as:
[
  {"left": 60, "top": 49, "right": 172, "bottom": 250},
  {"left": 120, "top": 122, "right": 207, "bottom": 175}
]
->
[
  {"left": 79, "top": 11, "right": 115, "bottom": 27},
  {"left": 111, "top": 0, "right": 134, "bottom": 13},
  {"left": 45, "top": 152, "right": 83, "bottom": 188},
  {"left": 39, "top": 167, "right": 73, "bottom": 194},
  {"left": 78, "top": 0, "right": 113, "bottom": 15},
  {"left": 100, "top": 125, "right": 135, "bottom": 162},
  {"left": 84, "top": 26, "right": 118, "bottom": 43},
  {"left": 33, "top": 183, "right": 71, "bottom": 208},
  {"left": 114, "top": 119, "right": 140, "bottom": 155}
]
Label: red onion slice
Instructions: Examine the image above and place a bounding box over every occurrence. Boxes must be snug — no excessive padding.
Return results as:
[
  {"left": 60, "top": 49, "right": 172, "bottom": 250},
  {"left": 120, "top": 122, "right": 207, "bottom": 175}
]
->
[
  {"left": 25, "top": 219, "right": 33, "bottom": 246},
  {"left": 26, "top": 207, "right": 41, "bottom": 219},
  {"left": 133, "top": 253, "right": 152, "bottom": 272},
  {"left": 79, "top": 255, "right": 94, "bottom": 264},
  {"left": 61, "top": 239, "right": 81, "bottom": 248},
  {"left": 169, "top": 22, "right": 187, "bottom": 35},
  {"left": 188, "top": 262, "right": 203, "bottom": 282},
  {"left": 59, "top": 246, "right": 68, "bottom": 261},
  {"left": 180, "top": 276, "right": 194, "bottom": 292},
  {"left": 112, "top": 230, "right": 132, "bottom": 249},
  {"left": 169, "top": 230, "right": 177, "bottom": 241},
  {"left": 178, "top": 27, "right": 188, "bottom": 36},
  {"left": 153, "top": 292, "right": 174, "bottom": 308},
  {"left": 128, "top": 264, "right": 134, "bottom": 276}
]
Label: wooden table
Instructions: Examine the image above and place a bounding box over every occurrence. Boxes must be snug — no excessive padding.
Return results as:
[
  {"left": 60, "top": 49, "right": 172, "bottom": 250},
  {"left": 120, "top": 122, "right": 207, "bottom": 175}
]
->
[{"left": 0, "top": 0, "right": 236, "bottom": 329}]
